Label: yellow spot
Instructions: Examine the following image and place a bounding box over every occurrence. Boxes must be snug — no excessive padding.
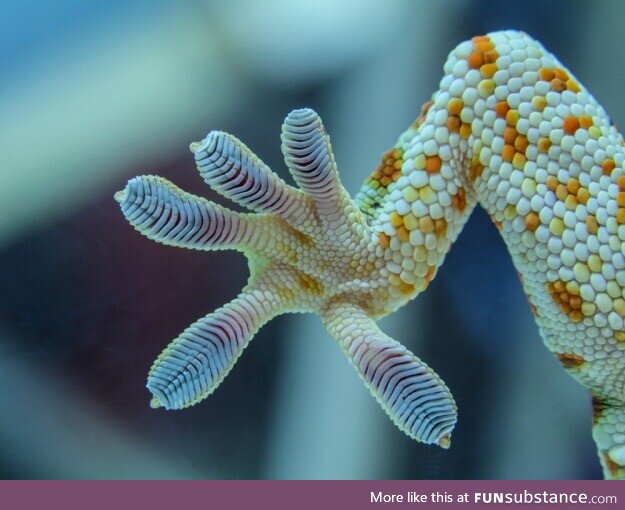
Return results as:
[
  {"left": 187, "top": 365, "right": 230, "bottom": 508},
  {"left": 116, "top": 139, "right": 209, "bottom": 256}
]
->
[
  {"left": 419, "top": 186, "right": 437, "bottom": 204},
  {"left": 396, "top": 226, "right": 409, "bottom": 242},
  {"left": 566, "top": 79, "right": 581, "bottom": 93},
  {"left": 614, "top": 298, "right": 625, "bottom": 317},
  {"left": 615, "top": 331, "right": 625, "bottom": 342},
  {"left": 477, "top": 79, "right": 495, "bottom": 97},
  {"left": 505, "top": 109, "right": 519, "bottom": 126},
  {"left": 549, "top": 218, "right": 565, "bottom": 236},
  {"left": 589, "top": 126, "right": 601, "bottom": 139},
  {"left": 459, "top": 123, "right": 472, "bottom": 139},
  {"left": 504, "top": 205, "right": 516, "bottom": 220},
  {"left": 512, "top": 152, "right": 526, "bottom": 169},
  {"left": 531, "top": 96, "right": 547, "bottom": 111},
  {"left": 588, "top": 254, "right": 602, "bottom": 273},
  {"left": 403, "top": 213, "right": 418, "bottom": 231},
  {"left": 402, "top": 186, "right": 419, "bottom": 203},
  {"left": 480, "top": 63, "right": 497, "bottom": 78}
]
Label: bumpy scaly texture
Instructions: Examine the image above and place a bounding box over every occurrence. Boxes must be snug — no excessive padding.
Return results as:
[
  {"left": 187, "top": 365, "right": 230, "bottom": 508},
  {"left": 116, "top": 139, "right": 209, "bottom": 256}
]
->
[{"left": 117, "top": 30, "right": 625, "bottom": 479}]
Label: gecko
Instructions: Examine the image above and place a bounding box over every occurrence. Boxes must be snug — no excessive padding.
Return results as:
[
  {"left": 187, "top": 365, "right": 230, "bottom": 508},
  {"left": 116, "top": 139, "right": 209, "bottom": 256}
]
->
[{"left": 116, "top": 30, "right": 625, "bottom": 479}]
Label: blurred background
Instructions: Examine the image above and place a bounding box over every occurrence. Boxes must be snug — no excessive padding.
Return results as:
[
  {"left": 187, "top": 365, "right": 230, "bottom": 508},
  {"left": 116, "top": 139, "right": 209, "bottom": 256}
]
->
[{"left": 0, "top": 0, "right": 623, "bottom": 479}]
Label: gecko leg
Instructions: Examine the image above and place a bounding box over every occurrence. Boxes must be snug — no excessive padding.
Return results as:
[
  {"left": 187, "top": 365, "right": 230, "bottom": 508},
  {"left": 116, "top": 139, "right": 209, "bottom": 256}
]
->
[{"left": 321, "top": 301, "right": 456, "bottom": 447}]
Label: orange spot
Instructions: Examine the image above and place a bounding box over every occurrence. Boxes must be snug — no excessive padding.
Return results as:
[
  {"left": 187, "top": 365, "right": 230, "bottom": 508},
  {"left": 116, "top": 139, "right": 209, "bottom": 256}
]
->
[
  {"left": 603, "top": 159, "right": 616, "bottom": 176},
  {"left": 551, "top": 78, "right": 566, "bottom": 92},
  {"left": 586, "top": 215, "right": 598, "bottom": 234},
  {"left": 554, "top": 68, "right": 569, "bottom": 81},
  {"left": 546, "top": 279, "right": 586, "bottom": 322},
  {"left": 297, "top": 272, "right": 323, "bottom": 294},
  {"left": 579, "top": 115, "right": 593, "bottom": 129},
  {"left": 618, "top": 176, "right": 625, "bottom": 190},
  {"left": 452, "top": 188, "right": 467, "bottom": 211},
  {"left": 379, "top": 232, "right": 390, "bottom": 249},
  {"left": 538, "top": 137, "right": 552, "bottom": 152},
  {"left": 617, "top": 209, "right": 625, "bottom": 224},
  {"left": 412, "top": 101, "right": 434, "bottom": 129},
  {"left": 447, "top": 98, "right": 463, "bottom": 116},
  {"left": 419, "top": 216, "right": 435, "bottom": 233},
  {"left": 525, "top": 212, "right": 540, "bottom": 231},
  {"left": 563, "top": 116, "right": 580, "bottom": 134},
  {"left": 577, "top": 188, "right": 589, "bottom": 204},
  {"left": 539, "top": 68, "right": 555, "bottom": 81},
  {"left": 470, "top": 162, "right": 485, "bottom": 181},
  {"left": 425, "top": 155, "right": 442, "bottom": 173},
  {"left": 475, "top": 40, "right": 493, "bottom": 53},
  {"left": 467, "top": 51, "right": 484, "bottom": 69},
  {"left": 592, "top": 397, "right": 606, "bottom": 424},
  {"left": 434, "top": 218, "right": 447, "bottom": 236},
  {"left": 546, "top": 176, "right": 559, "bottom": 191},
  {"left": 514, "top": 135, "right": 528, "bottom": 153},
  {"left": 472, "top": 35, "right": 490, "bottom": 43},
  {"left": 447, "top": 115, "right": 462, "bottom": 132},
  {"left": 555, "top": 352, "right": 585, "bottom": 368},
  {"left": 399, "top": 281, "right": 415, "bottom": 296},
  {"left": 503, "top": 127, "right": 517, "bottom": 144},
  {"left": 370, "top": 148, "right": 403, "bottom": 188},
  {"left": 424, "top": 265, "right": 437, "bottom": 282},
  {"left": 603, "top": 454, "right": 621, "bottom": 478},
  {"left": 483, "top": 50, "right": 498, "bottom": 64},
  {"left": 566, "top": 179, "right": 580, "bottom": 195},
  {"left": 495, "top": 101, "right": 510, "bottom": 117},
  {"left": 390, "top": 212, "right": 403, "bottom": 227},
  {"left": 501, "top": 144, "right": 515, "bottom": 162},
  {"left": 618, "top": 192, "right": 625, "bottom": 208}
]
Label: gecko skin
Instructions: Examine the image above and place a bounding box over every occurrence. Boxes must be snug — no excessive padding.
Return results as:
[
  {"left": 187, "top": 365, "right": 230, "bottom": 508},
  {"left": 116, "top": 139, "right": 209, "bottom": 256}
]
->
[{"left": 116, "top": 30, "right": 625, "bottom": 479}]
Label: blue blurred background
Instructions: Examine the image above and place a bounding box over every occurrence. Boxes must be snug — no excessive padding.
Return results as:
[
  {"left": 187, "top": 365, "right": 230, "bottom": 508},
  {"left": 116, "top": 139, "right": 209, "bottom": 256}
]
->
[{"left": 1, "top": 0, "right": 623, "bottom": 479}]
